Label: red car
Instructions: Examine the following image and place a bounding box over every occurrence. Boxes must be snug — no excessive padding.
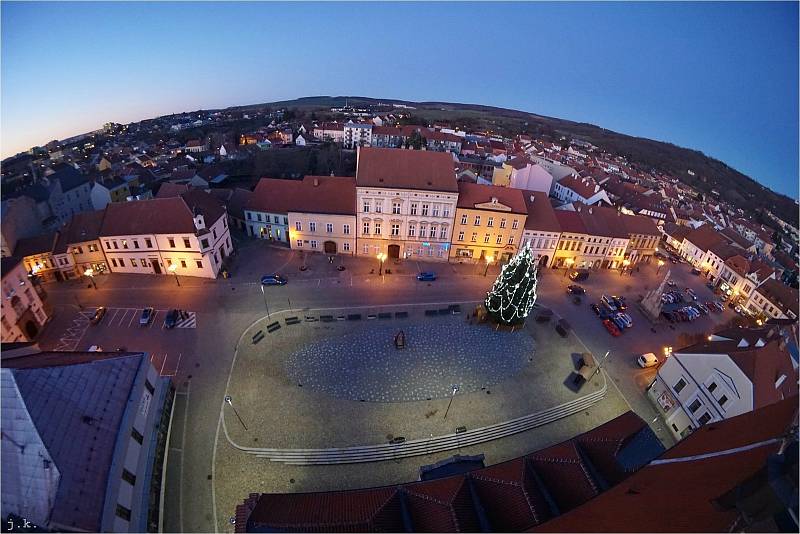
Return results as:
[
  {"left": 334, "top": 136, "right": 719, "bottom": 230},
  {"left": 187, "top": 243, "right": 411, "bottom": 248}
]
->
[{"left": 603, "top": 319, "right": 621, "bottom": 336}]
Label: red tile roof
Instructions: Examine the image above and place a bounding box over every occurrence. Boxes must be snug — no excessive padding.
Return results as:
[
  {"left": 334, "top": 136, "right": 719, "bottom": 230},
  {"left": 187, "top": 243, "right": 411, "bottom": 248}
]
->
[
  {"left": 287, "top": 176, "right": 356, "bottom": 215},
  {"left": 456, "top": 182, "right": 527, "bottom": 214},
  {"left": 53, "top": 210, "right": 106, "bottom": 253},
  {"left": 100, "top": 190, "right": 225, "bottom": 236},
  {"left": 684, "top": 224, "right": 726, "bottom": 252},
  {"left": 529, "top": 397, "right": 797, "bottom": 533},
  {"left": 155, "top": 182, "right": 191, "bottom": 198},
  {"left": 554, "top": 210, "right": 588, "bottom": 235},
  {"left": 558, "top": 175, "right": 600, "bottom": 200},
  {"left": 724, "top": 254, "right": 750, "bottom": 276},
  {"left": 755, "top": 278, "right": 799, "bottom": 318},
  {"left": 523, "top": 192, "right": 561, "bottom": 233},
  {"left": 356, "top": 147, "right": 458, "bottom": 192}
]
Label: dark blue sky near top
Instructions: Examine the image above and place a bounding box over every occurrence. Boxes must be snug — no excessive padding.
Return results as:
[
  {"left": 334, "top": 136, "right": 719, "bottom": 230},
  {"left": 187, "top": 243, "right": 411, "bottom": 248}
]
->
[{"left": 2, "top": 2, "right": 798, "bottom": 197}]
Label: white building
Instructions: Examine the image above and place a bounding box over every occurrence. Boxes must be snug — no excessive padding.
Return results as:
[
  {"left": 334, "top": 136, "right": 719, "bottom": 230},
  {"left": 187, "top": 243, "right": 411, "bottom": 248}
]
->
[
  {"left": 520, "top": 191, "right": 562, "bottom": 268},
  {"left": 287, "top": 176, "right": 357, "bottom": 255},
  {"left": 647, "top": 327, "right": 797, "bottom": 441},
  {"left": 508, "top": 159, "right": 555, "bottom": 195},
  {"left": 343, "top": 122, "right": 373, "bottom": 149},
  {"left": 552, "top": 175, "right": 611, "bottom": 207},
  {"left": 1, "top": 256, "right": 52, "bottom": 342},
  {"left": 99, "top": 190, "right": 232, "bottom": 279},
  {"left": 355, "top": 147, "right": 458, "bottom": 262}
]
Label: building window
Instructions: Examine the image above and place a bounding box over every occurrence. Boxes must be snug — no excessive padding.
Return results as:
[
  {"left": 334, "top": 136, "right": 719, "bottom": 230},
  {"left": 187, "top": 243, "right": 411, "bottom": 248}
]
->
[
  {"left": 296, "top": 240, "right": 303, "bottom": 247},
  {"left": 118, "top": 258, "right": 125, "bottom": 267},
  {"left": 113, "top": 241, "right": 119, "bottom": 249},
  {"left": 145, "top": 238, "right": 153, "bottom": 248},
  {"left": 343, "top": 224, "right": 350, "bottom": 235},
  {"left": 673, "top": 378, "right": 687, "bottom": 394},
  {"left": 122, "top": 240, "right": 128, "bottom": 249},
  {"left": 196, "top": 260, "right": 203, "bottom": 269},
  {"left": 410, "top": 203, "right": 418, "bottom": 215},
  {"left": 707, "top": 382, "right": 717, "bottom": 393},
  {"left": 257, "top": 213, "right": 263, "bottom": 222},
  {"left": 375, "top": 202, "right": 382, "bottom": 213},
  {"left": 295, "top": 222, "right": 302, "bottom": 231},
  {"left": 461, "top": 214, "right": 468, "bottom": 225},
  {"left": 697, "top": 412, "right": 712, "bottom": 425},
  {"left": 310, "top": 240, "right": 317, "bottom": 249},
  {"left": 326, "top": 223, "right": 333, "bottom": 233},
  {"left": 283, "top": 217, "right": 288, "bottom": 225},
  {"left": 168, "top": 238, "right": 176, "bottom": 248},
  {"left": 512, "top": 220, "right": 519, "bottom": 230},
  {"left": 484, "top": 233, "right": 490, "bottom": 243},
  {"left": 391, "top": 224, "right": 400, "bottom": 236},
  {"left": 421, "top": 204, "right": 429, "bottom": 216},
  {"left": 392, "top": 202, "right": 401, "bottom": 215},
  {"left": 433, "top": 205, "right": 440, "bottom": 217},
  {"left": 183, "top": 238, "right": 190, "bottom": 248},
  {"left": 471, "top": 232, "right": 477, "bottom": 243},
  {"left": 247, "top": 212, "right": 252, "bottom": 220},
  {"left": 363, "top": 201, "right": 370, "bottom": 213},
  {"left": 111, "top": 258, "right": 118, "bottom": 267},
  {"left": 131, "top": 427, "right": 144, "bottom": 444},
  {"left": 273, "top": 216, "right": 280, "bottom": 223},
  {"left": 374, "top": 223, "right": 381, "bottom": 235},
  {"left": 689, "top": 398, "right": 702, "bottom": 413},
  {"left": 496, "top": 235, "right": 503, "bottom": 244},
  {"left": 363, "top": 244, "right": 369, "bottom": 254},
  {"left": 439, "top": 227, "right": 447, "bottom": 239},
  {"left": 500, "top": 218, "right": 507, "bottom": 229},
  {"left": 309, "top": 222, "right": 316, "bottom": 232},
  {"left": 443, "top": 207, "right": 450, "bottom": 218},
  {"left": 122, "top": 469, "right": 137, "bottom": 486},
  {"left": 458, "top": 231, "right": 464, "bottom": 241},
  {"left": 343, "top": 242, "right": 350, "bottom": 252},
  {"left": 115, "top": 504, "right": 132, "bottom": 522},
  {"left": 363, "top": 222, "right": 370, "bottom": 235},
  {"left": 474, "top": 215, "right": 481, "bottom": 226},
  {"left": 105, "top": 241, "right": 112, "bottom": 250},
  {"left": 487, "top": 217, "right": 494, "bottom": 227},
  {"left": 180, "top": 260, "right": 187, "bottom": 268},
  {"left": 718, "top": 395, "right": 728, "bottom": 407},
  {"left": 131, "top": 259, "right": 138, "bottom": 267},
  {"left": 201, "top": 238, "right": 209, "bottom": 248}
]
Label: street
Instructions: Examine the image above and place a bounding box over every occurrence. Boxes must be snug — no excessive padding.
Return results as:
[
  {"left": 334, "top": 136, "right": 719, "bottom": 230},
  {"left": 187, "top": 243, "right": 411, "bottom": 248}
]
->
[{"left": 35, "top": 242, "right": 738, "bottom": 532}]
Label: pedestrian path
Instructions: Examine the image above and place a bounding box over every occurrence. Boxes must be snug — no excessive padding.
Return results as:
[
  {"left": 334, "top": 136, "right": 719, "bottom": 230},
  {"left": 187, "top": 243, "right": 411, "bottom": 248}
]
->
[
  {"left": 53, "top": 308, "right": 95, "bottom": 351},
  {"left": 173, "top": 312, "right": 197, "bottom": 329}
]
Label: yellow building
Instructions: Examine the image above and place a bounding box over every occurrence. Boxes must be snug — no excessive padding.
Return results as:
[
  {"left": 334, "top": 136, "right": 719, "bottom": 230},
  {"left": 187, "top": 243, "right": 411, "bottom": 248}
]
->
[
  {"left": 491, "top": 162, "right": 513, "bottom": 187},
  {"left": 450, "top": 182, "right": 527, "bottom": 264}
]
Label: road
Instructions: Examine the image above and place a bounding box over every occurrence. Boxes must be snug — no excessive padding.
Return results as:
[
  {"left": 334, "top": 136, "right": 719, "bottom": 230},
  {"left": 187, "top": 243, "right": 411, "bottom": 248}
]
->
[{"left": 37, "top": 242, "right": 736, "bottom": 532}]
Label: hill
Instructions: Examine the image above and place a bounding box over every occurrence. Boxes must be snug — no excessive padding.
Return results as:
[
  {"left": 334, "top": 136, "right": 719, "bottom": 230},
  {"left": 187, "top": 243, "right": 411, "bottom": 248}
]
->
[{"left": 248, "top": 96, "right": 797, "bottom": 226}]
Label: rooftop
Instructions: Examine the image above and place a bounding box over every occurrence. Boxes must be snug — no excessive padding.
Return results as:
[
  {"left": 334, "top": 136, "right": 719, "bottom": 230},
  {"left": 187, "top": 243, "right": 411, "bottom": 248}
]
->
[
  {"left": 456, "top": 182, "right": 527, "bottom": 214},
  {"left": 356, "top": 147, "right": 458, "bottom": 193}
]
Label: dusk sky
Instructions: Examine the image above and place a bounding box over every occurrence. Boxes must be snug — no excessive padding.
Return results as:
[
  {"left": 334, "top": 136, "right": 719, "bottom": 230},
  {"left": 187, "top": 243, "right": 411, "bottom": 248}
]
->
[{"left": 2, "top": 2, "right": 797, "bottom": 198}]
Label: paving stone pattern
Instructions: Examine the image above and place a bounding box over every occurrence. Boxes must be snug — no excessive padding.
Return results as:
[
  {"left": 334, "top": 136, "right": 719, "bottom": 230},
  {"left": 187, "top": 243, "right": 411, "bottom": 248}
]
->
[{"left": 285, "top": 317, "right": 535, "bottom": 402}]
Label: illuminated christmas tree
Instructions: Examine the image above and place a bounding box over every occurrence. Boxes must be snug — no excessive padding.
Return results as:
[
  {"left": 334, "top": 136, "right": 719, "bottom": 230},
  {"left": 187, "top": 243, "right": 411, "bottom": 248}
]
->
[{"left": 484, "top": 242, "right": 538, "bottom": 325}]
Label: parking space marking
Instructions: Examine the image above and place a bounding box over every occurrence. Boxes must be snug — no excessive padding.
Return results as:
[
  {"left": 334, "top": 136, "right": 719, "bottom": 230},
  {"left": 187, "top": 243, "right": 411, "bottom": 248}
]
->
[
  {"left": 149, "top": 310, "right": 160, "bottom": 328},
  {"left": 162, "top": 352, "right": 183, "bottom": 377},
  {"left": 108, "top": 308, "right": 120, "bottom": 324},
  {"left": 128, "top": 310, "right": 138, "bottom": 328},
  {"left": 174, "top": 313, "right": 196, "bottom": 329}
]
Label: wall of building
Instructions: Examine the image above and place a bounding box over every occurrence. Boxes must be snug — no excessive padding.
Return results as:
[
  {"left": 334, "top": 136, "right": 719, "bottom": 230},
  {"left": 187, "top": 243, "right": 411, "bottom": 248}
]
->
[
  {"left": 288, "top": 212, "right": 356, "bottom": 255},
  {"left": 356, "top": 187, "right": 457, "bottom": 262},
  {"left": 449, "top": 207, "right": 524, "bottom": 263},
  {"left": 244, "top": 210, "right": 289, "bottom": 242},
  {"left": 1, "top": 261, "right": 51, "bottom": 342},
  {"left": 521, "top": 230, "right": 560, "bottom": 268}
]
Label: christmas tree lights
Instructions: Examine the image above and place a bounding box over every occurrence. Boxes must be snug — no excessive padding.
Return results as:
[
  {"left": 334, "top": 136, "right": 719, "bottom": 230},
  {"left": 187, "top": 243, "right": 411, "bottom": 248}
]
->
[{"left": 484, "top": 242, "right": 538, "bottom": 325}]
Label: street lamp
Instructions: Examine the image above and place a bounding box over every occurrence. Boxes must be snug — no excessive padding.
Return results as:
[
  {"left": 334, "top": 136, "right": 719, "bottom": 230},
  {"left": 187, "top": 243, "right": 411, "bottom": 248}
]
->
[
  {"left": 83, "top": 268, "right": 97, "bottom": 290},
  {"left": 260, "top": 284, "right": 271, "bottom": 319},
  {"left": 224, "top": 395, "right": 248, "bottom": 431},
  {"left": 377, "top": 252, "right": 386, "bottom": 276},
  {"left": 563, "top": 258, "right": 574, "bottom": 278},
  {"left": 168, "top": 263, "right": 181, "bottom": 286},
  {"left": 443, "top": 385, "right": 459, "bottom": 420},
  {"left": 656, "top": 259, "right": 665, "bottom": 275},
  {"left": 483, "top": 255, "right": 494, "bottom": 277},
  {"left": 663, "top": 346, "right": 673, "bottom": 359}
]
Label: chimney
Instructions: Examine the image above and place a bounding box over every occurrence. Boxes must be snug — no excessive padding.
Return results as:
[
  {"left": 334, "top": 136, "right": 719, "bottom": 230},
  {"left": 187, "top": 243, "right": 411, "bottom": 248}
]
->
[
  {"left": 529, "top": 194, "right": 535, "bottom": 203},
  {"left": 588, "top": 207, "right": 593, "bottom": 214},
  {"left": 491, "top": 197, "right": 498, "bottom": 204},
  {"left": 313, "top": 178, "right": 319, "bottom": 187},
  {"left": 193, "top": 211, "right": 206, "bottom": 231}
]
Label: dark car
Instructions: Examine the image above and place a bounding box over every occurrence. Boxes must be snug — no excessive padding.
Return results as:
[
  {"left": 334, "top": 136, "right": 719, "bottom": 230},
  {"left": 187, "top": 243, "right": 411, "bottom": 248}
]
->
[
  {"left": 690, "top": 268, "right": 701, "bottom": 275},
  {"left": 261, "top": 274, "right": 287, "bottom": 285},
  {"left": 567, "top": 285, "right": 586, "bottom": 295},
  {"left": 590, "top": 303, "right": 601, "bottom": 316},
  {"left": 90, "top": 306, "right": 107, "bottom": 325},
  {"left": 611, "top": 296, "right": 627, "bottom": 310},
  {"left": 164, "top": 309, "right": 179, "bottom": 329},
  {"left": 555, "top": 319, "right": 571, "bottom": 337},
  {"left": 139, "top": 307, "right": 154, "bottom": 326},
  {"left": 417, "top": 271, "right": 437, "bottom": 281},
  {"left": 569, "top": 270, "right": 590, "bottom": 282}
]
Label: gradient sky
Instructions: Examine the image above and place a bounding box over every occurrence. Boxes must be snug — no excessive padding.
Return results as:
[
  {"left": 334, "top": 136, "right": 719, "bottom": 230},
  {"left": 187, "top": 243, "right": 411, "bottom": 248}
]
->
[{"left": 2, "top": 2, "right": 798, "bottom": 197}]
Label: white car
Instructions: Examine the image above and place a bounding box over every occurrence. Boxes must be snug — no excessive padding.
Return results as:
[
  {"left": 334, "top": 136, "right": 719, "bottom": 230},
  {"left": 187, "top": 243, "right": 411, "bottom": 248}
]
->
[
  {"left": 88, "top": 345, "right": 103, "bottom": 352},
  {"left": 637, "top": 352, "right": 659, "bottom": 368}
]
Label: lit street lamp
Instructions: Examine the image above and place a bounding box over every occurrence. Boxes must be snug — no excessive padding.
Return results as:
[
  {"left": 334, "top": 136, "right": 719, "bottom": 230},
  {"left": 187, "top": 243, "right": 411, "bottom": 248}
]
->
[
  {"left": 443, "top": 384, "right": 459, "bottom": 420},
  {"left": 260, "top": 284, "right": 270, "bottom": 319},
  {"left": 483, "top": 255, "right": 494, "bottom": 277},
  {"left": 83, "top": 268, "right": 97, "bottom": 290},
  {"left": 621, "top": 259, "right": 631, "bottom": 277},
  {"left": 563, "top": 258, "right": 574, "bottom": 278},
  {"left": 224, "top": 395, "right": 248, "bottom": 431},
  {"left": 663, "top": 346, "right": 673, "bottom": 359},
  {"left": 377, "top": 252, "right": 387, "bottom": 276},
  {"left": 168, "top": 263, "right": 181, "bottom": 286},
  {"left": 656, "top": 259, "right": 665, "bottom": 275}
]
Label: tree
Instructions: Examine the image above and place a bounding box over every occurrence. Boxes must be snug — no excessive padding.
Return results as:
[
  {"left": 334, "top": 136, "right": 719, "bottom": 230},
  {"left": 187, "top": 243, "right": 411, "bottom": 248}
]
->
[{"left": 484, "top": 243, "right": 538, "bottom": 325}]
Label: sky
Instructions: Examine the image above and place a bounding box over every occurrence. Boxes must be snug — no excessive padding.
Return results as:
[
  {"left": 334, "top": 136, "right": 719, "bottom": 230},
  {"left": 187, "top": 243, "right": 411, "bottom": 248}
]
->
[{"left": 2, "top": 2, "right": 798, "bottom": 198}]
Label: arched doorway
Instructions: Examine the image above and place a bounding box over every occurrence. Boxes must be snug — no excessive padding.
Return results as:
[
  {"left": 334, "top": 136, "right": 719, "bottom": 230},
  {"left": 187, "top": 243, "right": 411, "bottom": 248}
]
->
[
  {"left": 539, "top": 255, "right": 549, "bottom": 267},
  {"left": 388, "top": 244, "right": 400, "bottom": 259},
  {"left": 324, "top": 241, "right": 337, "bottom": 254},
  {"left": 24, "top": 320, "right": 38, "bottom": 339}
]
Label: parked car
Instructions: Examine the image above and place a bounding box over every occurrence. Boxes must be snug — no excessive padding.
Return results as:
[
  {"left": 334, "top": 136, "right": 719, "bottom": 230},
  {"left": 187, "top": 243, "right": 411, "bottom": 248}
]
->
[
  {"left": 611, "top": 296, "right": 627, "bottom": 310},
  {"left": 88, "top": 345, "right": 103, "bottom": 352},
  {"left": 667, "top": 280, "right": 677, "bottom": 287},
  {"left": 706, "top": 282, "right": 716, "bottom": 290},
  {"left": 603, "top": 319, "right": 621, "bottom": 336},
  {"left": 90, "top": 306, "right": 107, "bottom": 325},
  {"left": 555, "top": 319, "right": 571, "bottom": 338},
  {"left": 164, "top": 309, "right": 179, "bottom": 329},
  {"left": 139, "top": 307, "right": 154, "bottom": 325},
  {"left": 601, "top": 295, "right": 618, "bottom": 310},
  {"left": 569, "top": 270, "right": 590, "bottom": 282},
  {"left": 696, "top": 303, "right": 709, "bottom": 315},
  {"left": 416, "top": 271, "right": 437, "bottom": 281},
  {"left": 637, "top": 352, "right": 660, "bottom": 368},
  {"left": 261, "top": 274, "right": 287, "bottom": 285},
  {"left": 690, "top": 268, "right": 701, "bottom": 275},
  {"left": 612, "top": 315, "right": 627, "bottom": 330},
  {"left": 590, "top": 303, "right": 601, "bottom": 316},
  {"left": 567, "top": 285, "right": 586, "bottom": 295}
]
